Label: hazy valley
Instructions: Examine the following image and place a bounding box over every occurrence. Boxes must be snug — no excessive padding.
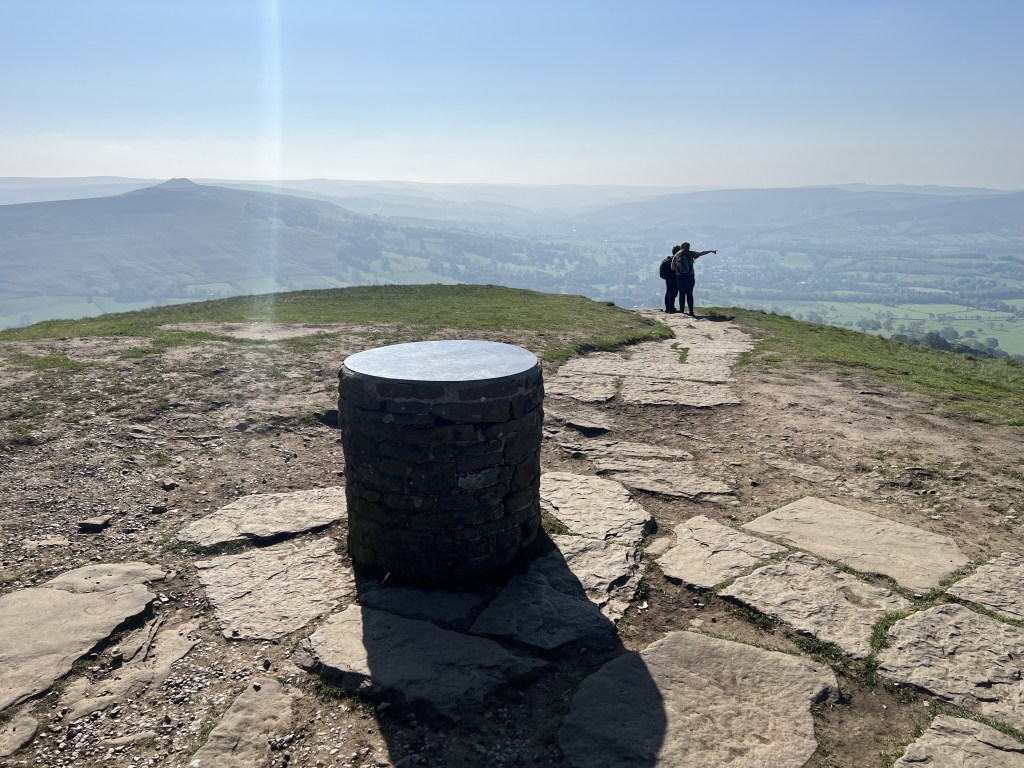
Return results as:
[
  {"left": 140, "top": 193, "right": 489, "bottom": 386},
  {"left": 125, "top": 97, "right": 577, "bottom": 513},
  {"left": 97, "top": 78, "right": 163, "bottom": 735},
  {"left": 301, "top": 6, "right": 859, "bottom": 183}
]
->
[{"left": 1, "top": 177, "right": 1022, "bottom": 356}]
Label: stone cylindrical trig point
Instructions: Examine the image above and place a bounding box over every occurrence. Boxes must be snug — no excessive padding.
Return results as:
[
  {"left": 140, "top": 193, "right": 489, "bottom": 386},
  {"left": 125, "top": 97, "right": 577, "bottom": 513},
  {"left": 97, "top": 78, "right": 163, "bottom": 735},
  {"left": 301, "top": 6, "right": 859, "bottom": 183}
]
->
[{"left": 338, "top": 340, "right": 543, "bottom": 583}]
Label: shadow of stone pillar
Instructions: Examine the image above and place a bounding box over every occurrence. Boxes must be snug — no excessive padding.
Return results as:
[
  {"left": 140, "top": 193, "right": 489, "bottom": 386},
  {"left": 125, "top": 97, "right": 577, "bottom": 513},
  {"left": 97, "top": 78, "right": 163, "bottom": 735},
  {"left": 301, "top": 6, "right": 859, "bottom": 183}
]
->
[{"left": 298, "top": 533, "right": 667, "bottom": 766}]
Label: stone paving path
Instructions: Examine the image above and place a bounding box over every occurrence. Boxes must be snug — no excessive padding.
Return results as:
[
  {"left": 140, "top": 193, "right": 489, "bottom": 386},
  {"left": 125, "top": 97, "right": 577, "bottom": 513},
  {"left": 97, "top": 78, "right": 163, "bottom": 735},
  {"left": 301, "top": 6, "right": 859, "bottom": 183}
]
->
[{"left": 3, "top": 312, "right": 1024, "bottom": 767}]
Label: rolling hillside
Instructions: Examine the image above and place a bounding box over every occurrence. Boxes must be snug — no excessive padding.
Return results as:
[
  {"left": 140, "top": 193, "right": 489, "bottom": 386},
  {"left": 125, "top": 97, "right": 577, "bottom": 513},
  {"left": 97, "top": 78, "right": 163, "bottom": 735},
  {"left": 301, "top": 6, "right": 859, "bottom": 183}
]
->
[{"left": 1, "top": 179, "right": 1022, "bottom": 356}]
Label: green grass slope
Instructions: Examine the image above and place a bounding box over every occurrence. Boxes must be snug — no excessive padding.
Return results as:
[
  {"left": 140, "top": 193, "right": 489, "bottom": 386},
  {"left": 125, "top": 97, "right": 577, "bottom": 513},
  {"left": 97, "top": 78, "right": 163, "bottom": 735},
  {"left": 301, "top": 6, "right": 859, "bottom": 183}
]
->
[
  {"left": 725, "top": 307, "right": 1024, "bottom": 426},
  {"left": 0, "top": 285, "right": 672, "bottom": 365}
]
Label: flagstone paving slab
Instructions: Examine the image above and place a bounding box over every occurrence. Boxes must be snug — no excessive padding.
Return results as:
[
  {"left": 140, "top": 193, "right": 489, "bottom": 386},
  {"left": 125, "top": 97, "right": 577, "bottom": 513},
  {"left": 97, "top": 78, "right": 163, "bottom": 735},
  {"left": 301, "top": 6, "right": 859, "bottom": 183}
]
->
[
  {"left": 540, "top": 472, "right": 652, "bottom": 547},
  {"left": 892, "top": 715, "right": 1024, "bottom": 767},
  {"left": 720, "top": 552, "right": 912, "bottom": 658},
  {"left": 60, "top": 618, "right": 202, "bottom": 720},
  {"left": 296, "top": 605, "right": 544, "bottom": 719},
  {"left": 742, "top": 496, "right": 970, "bottom": 592},
  {"left": 619, "top": 377, "right": 742, "bottom": 407},
  {"left": 0, "top": 562, "right": 162, "bottom": 713},
  {"left": 660, "top": 316, "right": 756, "bottom": 352},
  {"left": 558, "top": 631, "right": 839, "bottom": 768},
  {"left": 45, "top": 562, "right": 167, "bottom": 593},
  {"left": 550, "top": 534, "right": 641, "bottom": 621},
  {"left": 356, "top": 587, "right": 486, "bottom": 627},
  {"left": 469, "top": 563, "right": 618, "bottom": 650},
  {"left": 196, "top": 537, "right": 353, "bottom": 640},
  {"left": 678, "top": 347, "right": 749, "bottom": 382},
  {"left": 544, "top": 371, "right": 619, "bottom": 402},
  {"left": 947, "top": 552, "right": 1024, "bottom": 622},
  {"left": 658, "top": 515, "right": 787, "bottom": 588},
  {"left": 594, "top": 460, "right": 733, "bottom": 499},
  {"left": 761, "top": 453, "right": 842, "bottom": 483},
  {"left": 553, "top": 341, "right": 683, "bottom": 379},
  {"left": 877, "top": 603, "right": 1024, "bottom": 730},
  {"left": 558, "top": 440, "right": 731, "bottom": 499},
  {"left": 0, "top": 713, "right": 39, "bottom": 758},
  {"left": 560, "top": 439, "right": 694, "bottom": 462},
  {"left": 176, "top": 486, "right": 347, "bottom": 549},
  {"left": 188, "top": 677, "right": 301, "bottom": 768}
]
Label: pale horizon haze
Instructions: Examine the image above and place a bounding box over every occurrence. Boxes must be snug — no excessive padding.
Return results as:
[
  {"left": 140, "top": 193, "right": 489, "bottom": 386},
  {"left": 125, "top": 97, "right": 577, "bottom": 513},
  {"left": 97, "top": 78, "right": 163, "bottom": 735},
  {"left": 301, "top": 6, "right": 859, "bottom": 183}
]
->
[{"left": 2, "top": 0, "right": 1022, "bottom": 189}]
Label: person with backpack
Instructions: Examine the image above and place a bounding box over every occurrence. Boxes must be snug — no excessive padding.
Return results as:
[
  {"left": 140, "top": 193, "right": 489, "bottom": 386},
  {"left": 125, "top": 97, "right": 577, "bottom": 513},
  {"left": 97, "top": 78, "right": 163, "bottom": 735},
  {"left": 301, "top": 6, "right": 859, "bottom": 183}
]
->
[
  {"left": 671, "top": 242, "right": 717, "bottom": 317},
  {"left": 661, "top": 245, "right": 681, "bottom": 313}
]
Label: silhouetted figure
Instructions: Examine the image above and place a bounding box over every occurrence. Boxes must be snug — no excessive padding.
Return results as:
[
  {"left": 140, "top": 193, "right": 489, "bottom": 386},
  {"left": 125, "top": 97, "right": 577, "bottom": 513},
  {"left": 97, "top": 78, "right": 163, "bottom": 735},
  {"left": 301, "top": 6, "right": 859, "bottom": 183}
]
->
[
  {"left": 663, "top": 244, "right": 681, "bottom": 313},
  {"left": 671, "top": 241, "right": 717, "bottom": 317}
]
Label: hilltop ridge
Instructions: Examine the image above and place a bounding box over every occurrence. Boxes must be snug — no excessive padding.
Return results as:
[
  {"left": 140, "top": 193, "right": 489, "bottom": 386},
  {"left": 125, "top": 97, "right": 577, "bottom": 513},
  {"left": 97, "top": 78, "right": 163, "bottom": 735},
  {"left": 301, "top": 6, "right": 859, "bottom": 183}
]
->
[{"left": 0, "top": 292, "right": 1022, "bottom": 766}]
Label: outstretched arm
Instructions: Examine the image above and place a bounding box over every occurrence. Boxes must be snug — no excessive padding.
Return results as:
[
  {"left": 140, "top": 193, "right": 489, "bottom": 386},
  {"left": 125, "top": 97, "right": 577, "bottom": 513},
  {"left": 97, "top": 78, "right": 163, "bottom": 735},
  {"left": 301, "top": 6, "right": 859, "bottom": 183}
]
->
[{"left": 693, "top": 249, "right": 717, "bottom": 257}]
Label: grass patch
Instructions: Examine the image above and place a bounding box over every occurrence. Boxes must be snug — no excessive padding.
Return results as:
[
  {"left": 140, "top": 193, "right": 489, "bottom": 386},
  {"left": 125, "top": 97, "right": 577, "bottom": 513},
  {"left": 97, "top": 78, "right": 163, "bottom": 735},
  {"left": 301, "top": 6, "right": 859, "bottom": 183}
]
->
[
  {"left": 4, "top": 351, "right": 92, "bottom": 373},
  {"left": 721, "top": 307, "right": 1024, "bottom": 425},
  {"left": 871, "top": 611, "right": 914, "bottom": 651},
  {"left": 312, "top": 679, "right": 378, "bottom": 715},
  {"left": 3, "top": 422, "right": 37, "bottom": 444},
  {"left": 790, "top": 634, "right": 851, "bottom": 674},
  {"left": 541, "top": 511, "right": 573, "bottom": 537}
]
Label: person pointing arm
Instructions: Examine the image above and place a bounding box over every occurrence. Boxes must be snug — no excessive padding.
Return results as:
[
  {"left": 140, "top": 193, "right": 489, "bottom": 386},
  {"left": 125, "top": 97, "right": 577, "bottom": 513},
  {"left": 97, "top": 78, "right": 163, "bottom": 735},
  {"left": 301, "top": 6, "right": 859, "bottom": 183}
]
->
[{"left": 672, "top": 242, "right": 717, "bottom": 317}]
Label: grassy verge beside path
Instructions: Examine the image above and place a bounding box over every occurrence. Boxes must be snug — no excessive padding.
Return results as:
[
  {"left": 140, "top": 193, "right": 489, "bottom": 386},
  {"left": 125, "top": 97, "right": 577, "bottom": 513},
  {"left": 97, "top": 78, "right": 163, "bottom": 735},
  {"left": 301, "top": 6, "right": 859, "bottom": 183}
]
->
[{"left": 721, "top": 307, "right": 1024, "bottom": 426}]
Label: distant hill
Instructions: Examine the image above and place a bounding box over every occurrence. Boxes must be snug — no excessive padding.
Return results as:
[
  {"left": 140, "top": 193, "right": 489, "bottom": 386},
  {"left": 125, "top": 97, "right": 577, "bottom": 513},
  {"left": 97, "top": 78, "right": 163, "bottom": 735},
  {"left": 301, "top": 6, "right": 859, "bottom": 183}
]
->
[
  {"left": 0, "top": 179, "right": 366, "bottom": 299},
  {"left": 0, "top": 179, "right": 587, "bottom": 329},
  {"left": 569, "top": 185, "right": 1024, "bottom": 245}
]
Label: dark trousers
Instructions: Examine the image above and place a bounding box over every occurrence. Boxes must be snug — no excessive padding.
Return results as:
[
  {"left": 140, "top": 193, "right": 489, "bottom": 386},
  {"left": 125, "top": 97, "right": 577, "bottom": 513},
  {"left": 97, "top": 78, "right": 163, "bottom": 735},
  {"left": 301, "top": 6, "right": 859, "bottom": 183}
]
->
[
  {"left": 676, "top": 273, "right": 696, "bottom": 314},
  {"left": 664, "top": 278, "right": 679, "bottom": 312}
]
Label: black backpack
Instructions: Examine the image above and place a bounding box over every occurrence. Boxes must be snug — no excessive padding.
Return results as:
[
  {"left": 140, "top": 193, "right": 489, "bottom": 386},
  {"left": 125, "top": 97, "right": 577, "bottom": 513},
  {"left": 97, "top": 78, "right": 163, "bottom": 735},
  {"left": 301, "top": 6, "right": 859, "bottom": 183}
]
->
[{"left": 659, "top": 255, "right": 673, "bottom": 280}]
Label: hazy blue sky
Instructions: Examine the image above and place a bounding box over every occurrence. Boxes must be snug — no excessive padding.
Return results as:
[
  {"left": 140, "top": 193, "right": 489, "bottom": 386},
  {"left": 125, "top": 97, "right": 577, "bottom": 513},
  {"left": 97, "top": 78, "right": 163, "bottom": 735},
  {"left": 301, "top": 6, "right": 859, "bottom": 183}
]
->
[{"left": 2, "top": 1, "right": 1021, "bottom": 188}]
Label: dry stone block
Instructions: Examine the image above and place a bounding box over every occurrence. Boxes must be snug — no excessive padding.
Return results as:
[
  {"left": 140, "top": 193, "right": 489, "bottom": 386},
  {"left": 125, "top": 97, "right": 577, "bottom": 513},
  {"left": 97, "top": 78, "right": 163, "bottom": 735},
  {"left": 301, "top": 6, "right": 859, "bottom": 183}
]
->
[
  {"left": 721, "top": 552, "right": 912, "bottom": 658},
  {"left": 878, "top": 603, "right": 1024, "bottom": 730},
  {"left": 559, "top": 631, "right": 838, "bottom": 767},
  {"left": 893, "top": 715, "right": 1024, "bottom": 767},
  {"left": 658, "top": 515, "right": 786, "bottom": 588},
  {"left": 662, "top": 316, "right": 756, "bottom": 354},
  {"left": 947, "top": 552, "right": 1024, "bottom": 621},
  {"left": 188, "top": 678, "right": 300, "bottom": 768},
  {"left": 297, "top": 605, "right": 543, "bottom": 719},
  {"left": 196, "top": 537, "right": 353, "bottom": 640},
  {"left": 742, "top": 496, "right": 969, "bottom": 592},
  {"left": 176, "top": 487, "right": 346, "bottom": 549},
  {"left": 554, "top": 351, "right": 646, "bottom": 379},
  {"left": 541, "top": 472, "right": 652, "bottom": 546}
]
